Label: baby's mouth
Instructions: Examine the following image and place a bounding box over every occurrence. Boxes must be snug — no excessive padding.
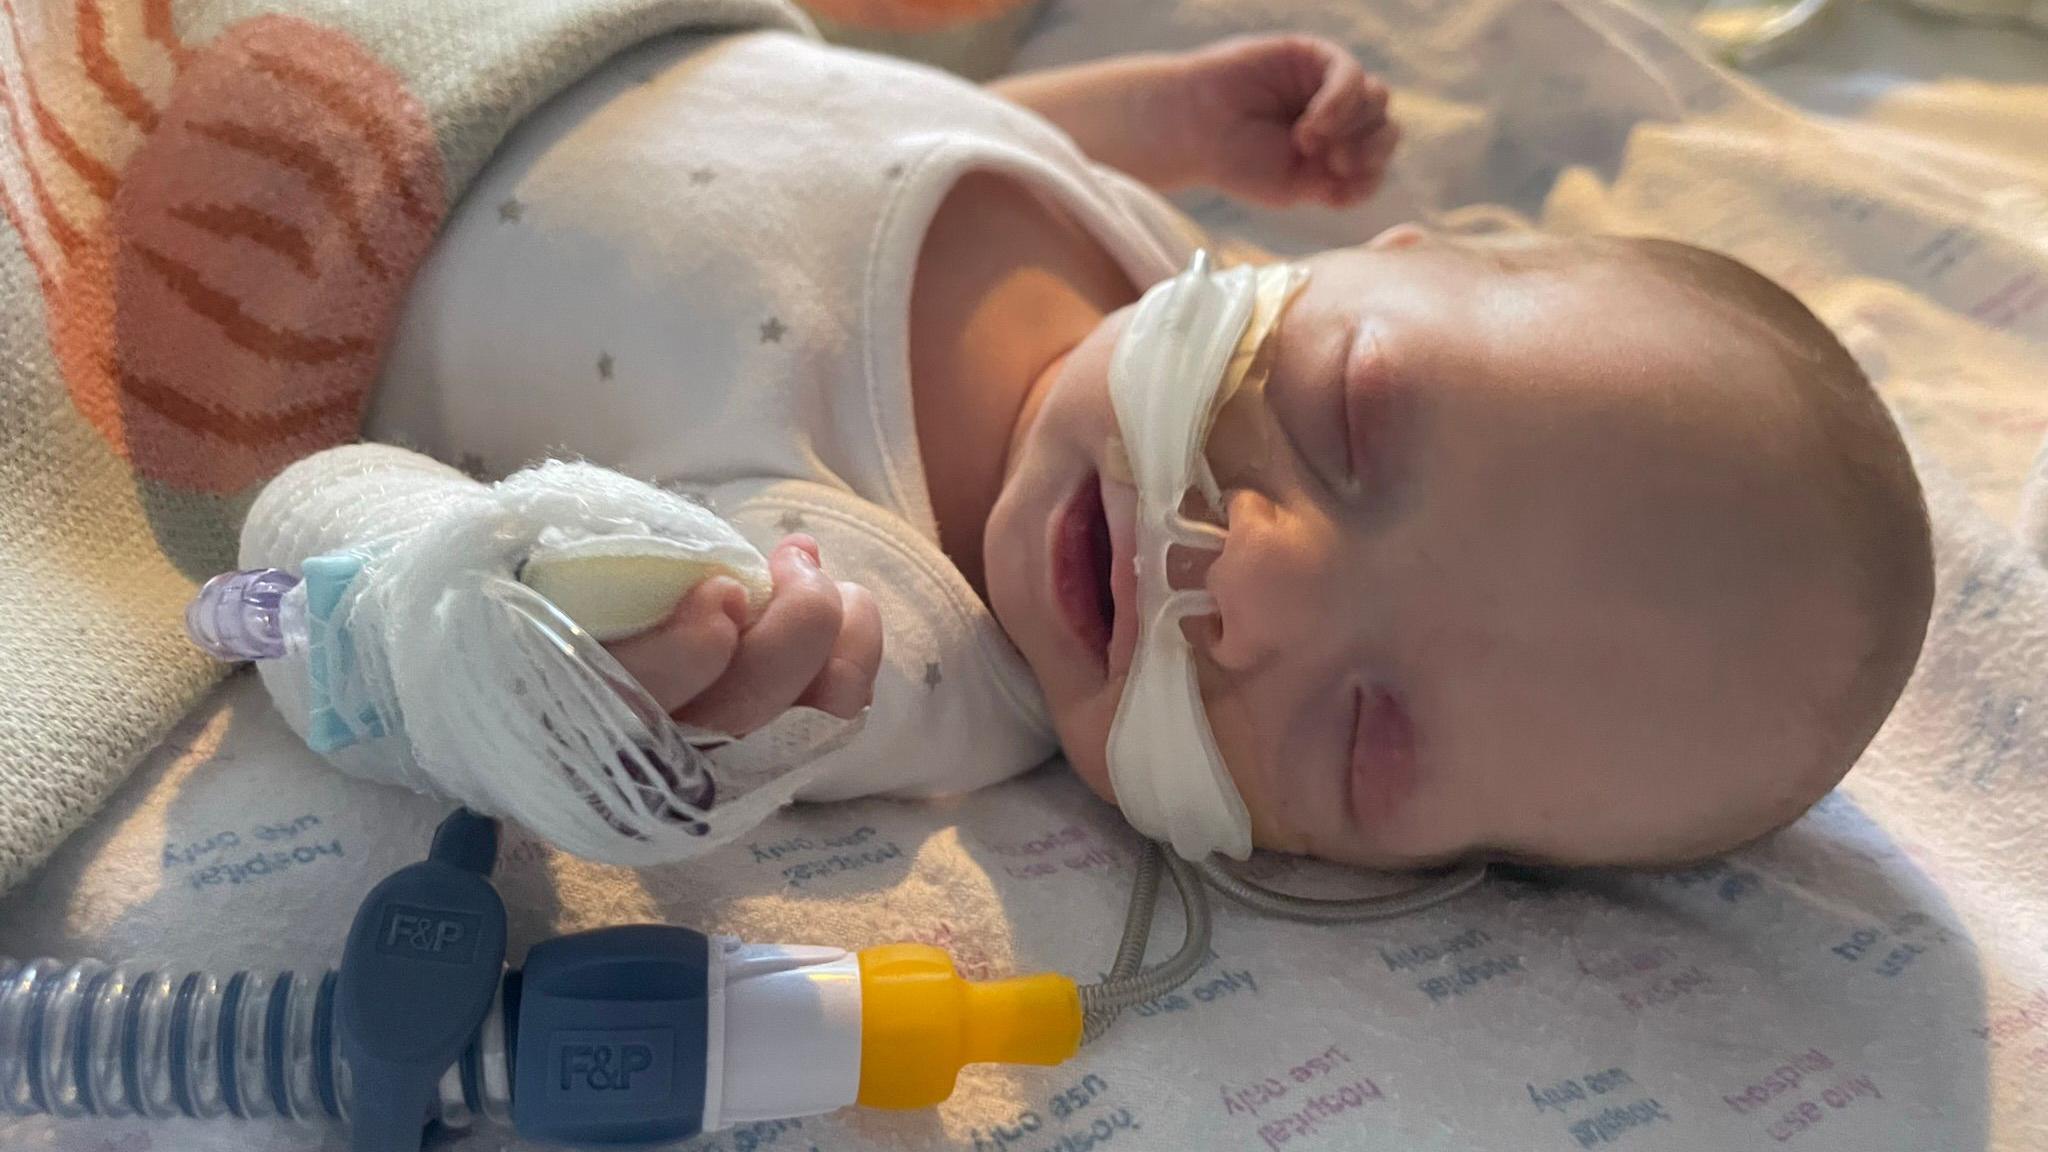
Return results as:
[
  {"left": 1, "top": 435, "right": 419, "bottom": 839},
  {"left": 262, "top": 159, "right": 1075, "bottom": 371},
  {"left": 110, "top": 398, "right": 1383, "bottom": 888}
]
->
[
  {"left": 1101, "top": 477, "right": 1139, "bottom": 680},
  {"left": 1052, "top": 474, "right": 1116, "bottom": 666}
]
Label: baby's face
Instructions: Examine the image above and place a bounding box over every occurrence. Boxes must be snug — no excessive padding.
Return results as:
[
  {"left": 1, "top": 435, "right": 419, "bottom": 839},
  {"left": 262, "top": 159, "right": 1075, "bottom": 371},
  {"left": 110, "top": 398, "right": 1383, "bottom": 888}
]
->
[{"left": 984, "top": 230, "right": 1861, "bottom": 868}]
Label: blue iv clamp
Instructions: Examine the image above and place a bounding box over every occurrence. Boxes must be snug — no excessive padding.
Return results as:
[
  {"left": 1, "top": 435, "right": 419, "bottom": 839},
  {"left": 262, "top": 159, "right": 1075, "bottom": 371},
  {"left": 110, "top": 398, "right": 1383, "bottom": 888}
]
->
[{"left": 337, "top": 808, "right": 712, "bottom": 1151}]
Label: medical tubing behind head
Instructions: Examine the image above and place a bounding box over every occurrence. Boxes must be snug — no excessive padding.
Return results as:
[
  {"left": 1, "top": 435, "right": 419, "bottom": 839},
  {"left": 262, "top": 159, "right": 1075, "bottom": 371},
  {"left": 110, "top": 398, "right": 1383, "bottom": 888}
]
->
[
  {"left": 1193, "top": 857, "right": 1491, "bottom": 924},
  {"left": 1108, "top": 848, "right": 1164, "bottom": 982},
  {"left": 1076, "top": 843, "right": 1159, "bottom": 1044},
  {"left": 0, "top": 956, "right": 511, "bottom": 1127},
  {"left": 1071, "top": 843, "right": 1485, "bottom": 1044},
  {"left": 1074, "top": 844, "right": 1212, "bottom": 1040}
]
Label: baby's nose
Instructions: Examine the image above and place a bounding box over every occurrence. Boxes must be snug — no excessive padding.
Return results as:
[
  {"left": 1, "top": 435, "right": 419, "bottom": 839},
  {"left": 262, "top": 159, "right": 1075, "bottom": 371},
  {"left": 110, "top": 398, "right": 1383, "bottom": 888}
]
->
[{"left": 1202, "top": 490, "right": 1323, "bottom": 672}]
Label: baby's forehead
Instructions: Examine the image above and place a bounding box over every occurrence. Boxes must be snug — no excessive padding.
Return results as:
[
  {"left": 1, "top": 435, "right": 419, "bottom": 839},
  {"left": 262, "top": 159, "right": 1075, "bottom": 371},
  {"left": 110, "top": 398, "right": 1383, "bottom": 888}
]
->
[
  {"left": 1298, "top": 234, "right": 1707, "bottom": 358},
  {"left": 1304, "top": 230, "right": 1661, "bottom": 308}
]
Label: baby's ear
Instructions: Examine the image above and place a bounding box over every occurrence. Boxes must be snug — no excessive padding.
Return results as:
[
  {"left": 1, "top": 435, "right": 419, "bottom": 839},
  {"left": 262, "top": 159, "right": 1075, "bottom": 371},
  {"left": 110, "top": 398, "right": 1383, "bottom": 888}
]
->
[{"left": 1366, "top": 223, "right": 1429, "bottom": 250}]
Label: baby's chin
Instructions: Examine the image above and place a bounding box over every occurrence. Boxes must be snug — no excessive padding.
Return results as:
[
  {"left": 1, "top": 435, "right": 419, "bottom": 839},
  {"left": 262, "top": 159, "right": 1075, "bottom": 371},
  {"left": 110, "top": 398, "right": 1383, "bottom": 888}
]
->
[{"left": 1056, "top": 731, "right": 1118, "bottom": 809}]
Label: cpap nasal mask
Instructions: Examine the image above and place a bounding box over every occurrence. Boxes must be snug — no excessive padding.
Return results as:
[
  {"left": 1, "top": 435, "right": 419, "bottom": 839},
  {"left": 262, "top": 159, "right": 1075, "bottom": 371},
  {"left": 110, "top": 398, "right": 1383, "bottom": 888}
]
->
[
  {"left": 1100, "top": 250, "right": 1485, "bottom": 925},
  {"left": 1106, "top": 250, "right": 1307, "bottom": 862}
]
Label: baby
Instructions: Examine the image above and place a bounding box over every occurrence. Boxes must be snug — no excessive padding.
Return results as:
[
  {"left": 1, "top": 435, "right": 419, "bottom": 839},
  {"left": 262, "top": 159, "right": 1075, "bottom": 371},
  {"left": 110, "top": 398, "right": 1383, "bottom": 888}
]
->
[{"left": 368, "top": 30, "right": 1934, "bottom": 869}]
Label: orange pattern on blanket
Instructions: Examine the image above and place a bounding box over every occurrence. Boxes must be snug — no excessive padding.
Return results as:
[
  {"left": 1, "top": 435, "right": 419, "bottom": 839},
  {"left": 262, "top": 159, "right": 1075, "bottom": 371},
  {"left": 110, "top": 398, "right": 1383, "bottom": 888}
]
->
[
  {"left": 1, "top": 3, "right": 443, "bottom": 494},
  {"left": 801, "top": 0, "right": 1033, "bottom": 32}
]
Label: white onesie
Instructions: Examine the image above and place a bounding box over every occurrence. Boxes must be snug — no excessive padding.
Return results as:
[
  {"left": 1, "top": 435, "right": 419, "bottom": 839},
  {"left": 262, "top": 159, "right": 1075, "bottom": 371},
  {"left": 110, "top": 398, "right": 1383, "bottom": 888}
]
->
[{"left": 367, "top": 29, "right": 1202, "bottom": 802}]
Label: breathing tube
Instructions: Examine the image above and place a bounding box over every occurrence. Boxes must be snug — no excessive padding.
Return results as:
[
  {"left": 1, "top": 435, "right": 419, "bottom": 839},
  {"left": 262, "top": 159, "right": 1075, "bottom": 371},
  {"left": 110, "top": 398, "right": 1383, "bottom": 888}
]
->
[{"left": 3, "top": 251, "right": 1482, "bottom": 1150}]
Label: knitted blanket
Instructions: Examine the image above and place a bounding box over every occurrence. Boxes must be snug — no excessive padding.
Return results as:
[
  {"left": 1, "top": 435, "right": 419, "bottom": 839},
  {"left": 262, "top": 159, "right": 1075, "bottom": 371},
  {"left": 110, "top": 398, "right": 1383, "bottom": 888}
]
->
[{"left": 0, "top": 0, "right": 813, "bottom": 895}]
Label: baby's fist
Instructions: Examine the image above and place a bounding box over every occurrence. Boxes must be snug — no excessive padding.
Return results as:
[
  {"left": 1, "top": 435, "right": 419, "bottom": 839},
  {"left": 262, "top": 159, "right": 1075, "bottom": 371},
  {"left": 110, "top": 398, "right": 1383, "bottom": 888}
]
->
[
  {"left": 607, "top": 535, "right": 882, "bottom": 737},
  {"left": 1179, "top": 35, "right": 1396, "bottom": 208}
]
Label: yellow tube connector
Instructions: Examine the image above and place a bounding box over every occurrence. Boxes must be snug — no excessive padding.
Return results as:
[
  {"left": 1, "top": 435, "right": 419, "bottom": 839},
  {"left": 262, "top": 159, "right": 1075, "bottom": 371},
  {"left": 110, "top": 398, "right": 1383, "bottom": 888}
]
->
[{"left": 854, "top": 943, "right": 1082, "bottom": 1109}]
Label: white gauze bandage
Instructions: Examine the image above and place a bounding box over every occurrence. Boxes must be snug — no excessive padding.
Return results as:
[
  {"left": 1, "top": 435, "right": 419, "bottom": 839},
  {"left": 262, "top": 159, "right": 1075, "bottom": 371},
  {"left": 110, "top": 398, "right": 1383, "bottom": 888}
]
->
[
  {"left": 237, "top": 446, "right": 871, "bottom": 866},
  {"left": 1106, "top": 251, "right": 1309, "bottom": 862}
]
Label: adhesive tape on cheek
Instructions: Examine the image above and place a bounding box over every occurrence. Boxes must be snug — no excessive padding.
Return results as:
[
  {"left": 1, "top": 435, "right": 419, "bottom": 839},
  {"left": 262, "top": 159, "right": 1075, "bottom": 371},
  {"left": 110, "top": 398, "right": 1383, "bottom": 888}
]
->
[{"left": 1104, "top": 252, "right": 1308, "bottom": 861}]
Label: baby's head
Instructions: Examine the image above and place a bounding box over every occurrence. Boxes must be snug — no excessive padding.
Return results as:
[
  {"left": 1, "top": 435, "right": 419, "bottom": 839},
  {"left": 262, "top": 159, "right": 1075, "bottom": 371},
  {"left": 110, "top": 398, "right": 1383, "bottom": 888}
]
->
[{"left": 984, "top": 227, "right": 1934, "bottom": 869}]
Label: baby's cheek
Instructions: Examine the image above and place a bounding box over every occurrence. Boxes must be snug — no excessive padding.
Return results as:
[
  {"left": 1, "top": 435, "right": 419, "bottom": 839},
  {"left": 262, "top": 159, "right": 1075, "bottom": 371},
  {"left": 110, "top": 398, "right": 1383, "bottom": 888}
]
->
[
  {"left": 1380, "top": 758, "right": 1504, "bottom": 865},
  {"left": 1203, "top": 690, "right": 1316, "bottom": 857},
  {"left": 1048, "top": 692, "right": 1119, "bottom": 808},
  {"left": 1246, "top": 802, "right": 1316, "bottom": 858}
]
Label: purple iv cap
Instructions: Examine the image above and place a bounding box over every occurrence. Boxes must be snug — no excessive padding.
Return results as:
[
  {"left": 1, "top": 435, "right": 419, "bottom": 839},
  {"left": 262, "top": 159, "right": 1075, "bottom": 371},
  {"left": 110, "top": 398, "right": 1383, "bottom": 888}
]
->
[{"left": 186, "top": 567, "right": 301, "bottom": 661}]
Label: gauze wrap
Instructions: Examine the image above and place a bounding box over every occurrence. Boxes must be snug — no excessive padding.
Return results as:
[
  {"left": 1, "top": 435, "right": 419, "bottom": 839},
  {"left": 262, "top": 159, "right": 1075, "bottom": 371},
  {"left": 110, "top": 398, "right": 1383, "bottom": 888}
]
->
[
  {"left": 1106, "top": 251, "right": 1309, "bottom": 861},
  {"left": 238, "top": 445, "right": 875, "bottom": 866}
]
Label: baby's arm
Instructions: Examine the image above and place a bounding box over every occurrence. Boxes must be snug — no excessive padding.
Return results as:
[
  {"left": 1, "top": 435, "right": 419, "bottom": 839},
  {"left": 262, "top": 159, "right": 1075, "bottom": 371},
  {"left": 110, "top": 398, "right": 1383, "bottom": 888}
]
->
[{"left": 990, "top": 35, "right": 1397, "bottom": 208}]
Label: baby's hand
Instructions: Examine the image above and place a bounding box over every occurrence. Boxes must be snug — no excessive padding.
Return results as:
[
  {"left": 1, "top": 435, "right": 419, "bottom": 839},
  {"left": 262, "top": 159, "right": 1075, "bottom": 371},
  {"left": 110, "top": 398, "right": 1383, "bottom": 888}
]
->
[
  {"left": 1177, "top": 35, "right": 1396, "bottom": 208},
  {"left": 606, "top": 535, "right": 882, "bottom": 736}
]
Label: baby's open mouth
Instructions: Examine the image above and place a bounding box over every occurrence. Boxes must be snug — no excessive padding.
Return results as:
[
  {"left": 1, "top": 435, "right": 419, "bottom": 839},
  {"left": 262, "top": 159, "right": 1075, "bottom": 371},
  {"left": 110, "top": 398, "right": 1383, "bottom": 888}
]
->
[{"left": 1052, "top": 474, "right": 1116, "bottom": 666}]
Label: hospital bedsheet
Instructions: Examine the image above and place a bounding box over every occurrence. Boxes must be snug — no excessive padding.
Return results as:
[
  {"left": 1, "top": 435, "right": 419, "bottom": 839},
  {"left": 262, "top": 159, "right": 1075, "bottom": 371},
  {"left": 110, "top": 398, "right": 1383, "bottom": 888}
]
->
[{"left": 4, "top": 0, "right": 2046, "bottom": 1149}]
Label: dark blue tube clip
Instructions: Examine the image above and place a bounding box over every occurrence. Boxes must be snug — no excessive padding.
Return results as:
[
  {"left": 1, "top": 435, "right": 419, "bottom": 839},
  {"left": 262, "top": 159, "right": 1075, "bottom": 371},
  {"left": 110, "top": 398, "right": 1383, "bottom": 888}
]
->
[
  {"left": 336, "top": 809, "right": 507, "bottom": 1152},
  {"left": 510, "top": 924, "right": 713, "bottom": 1145}
]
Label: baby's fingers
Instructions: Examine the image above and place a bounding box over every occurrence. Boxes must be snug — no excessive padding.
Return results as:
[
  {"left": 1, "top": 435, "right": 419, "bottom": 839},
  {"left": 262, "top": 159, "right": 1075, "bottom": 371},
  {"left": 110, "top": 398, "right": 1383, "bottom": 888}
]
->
[
  {"left": 1299, "top": 77, "right": 1387, "bottom": 176},
  {"left": 1356, "top": 117, "right": 1398, "bottom": 181},
  {"left": 606, "top": 576, "right": 748, "bottom": 716},
  {"left": 1319, "top": 119, "right": 1398, "bottom": 205},
  {"left": 676, "top": 539, "right": 844, "bottom": 735},
  {"left": 1294, "top": 52, "right": 1371, "bottom": 147},
  {"left": 798, "top": 581, "right": 883, "bottom": 719}
]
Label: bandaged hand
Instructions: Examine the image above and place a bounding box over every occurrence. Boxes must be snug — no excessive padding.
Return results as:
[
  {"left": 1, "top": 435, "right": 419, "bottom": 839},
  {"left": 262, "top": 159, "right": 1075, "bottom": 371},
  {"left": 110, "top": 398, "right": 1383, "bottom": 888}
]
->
[
  {"left": 607, "top": 534, "right": 882, "bottom": 736},
  {"left": 1176, "top": 34, "right": 1396, "bottom": 209}
]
